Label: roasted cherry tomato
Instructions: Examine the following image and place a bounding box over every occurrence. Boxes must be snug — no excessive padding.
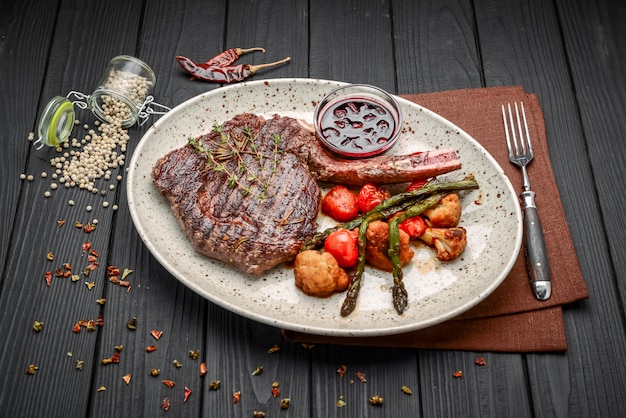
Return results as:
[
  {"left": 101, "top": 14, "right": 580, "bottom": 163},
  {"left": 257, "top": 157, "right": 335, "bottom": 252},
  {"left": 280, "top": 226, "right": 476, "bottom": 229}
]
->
[
  {"left": 399, "top": 215, "right": 427, "bottom": 239},
  {"left": 357, "top": 183, "right": 391, "bottom": 213},
  {"left": 321, "top": 186, "right": 359, "bottom": 222},
  {"left": 406, "top": 179, "right": 429, "bottom": 192},
  {"left": 324, "top": 228, "right": 359, "bottom": 268}
]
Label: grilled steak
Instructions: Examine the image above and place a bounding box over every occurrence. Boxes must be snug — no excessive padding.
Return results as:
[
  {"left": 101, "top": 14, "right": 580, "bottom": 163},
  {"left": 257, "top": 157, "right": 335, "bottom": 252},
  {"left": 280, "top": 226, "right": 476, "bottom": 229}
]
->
[{"left": 152, "top": 113, "right": 461, "bottom": 274}]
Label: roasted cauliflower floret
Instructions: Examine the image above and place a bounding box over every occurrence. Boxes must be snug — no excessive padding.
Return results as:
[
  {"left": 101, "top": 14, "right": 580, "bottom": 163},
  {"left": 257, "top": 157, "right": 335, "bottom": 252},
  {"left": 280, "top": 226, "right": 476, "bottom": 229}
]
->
[
  {"left": 294, "top": 250, "right": 350, "bottom": 297},
  {"left": 421, "top": 193, "right": 462, "bottom": 227},
  {"left": 419, "top": 227, "right": 467, "bottom": 261},
  {"left": 365, "top": 220, "right": 414, "bottom": 272}
]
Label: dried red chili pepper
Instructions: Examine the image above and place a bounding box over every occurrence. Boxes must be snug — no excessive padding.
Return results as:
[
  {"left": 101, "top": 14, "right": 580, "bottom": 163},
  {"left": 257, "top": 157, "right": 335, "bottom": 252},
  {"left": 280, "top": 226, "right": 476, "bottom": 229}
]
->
[
  {"left": 184, "top": 387, "right": 192, "bottom": 403},
  {"left": 175, "top": 55, "right": 290, "bottom": 83},
  {"left": 161, "top": 397, "right": 171, "bottom": 411},
  {"left": 271, "top": 381, "right": 280, "bottom": 398},
  {"left": 150, "top": 330, "right": 163, "bottom": 340},
  {"left": 162, "top": 379, "right": 175, "bottom": 388},
  {"left": 199, "top": 362, "right": 207, "bottom": 377},
  {"left": 145, "top": 345, "right": 158, "bottom": 352},
  {"left": 233, "top": 391, "right": 241, "bottom": 404},
  {"left": 475, "top": 356, "right": 487, "bottom": 366}
]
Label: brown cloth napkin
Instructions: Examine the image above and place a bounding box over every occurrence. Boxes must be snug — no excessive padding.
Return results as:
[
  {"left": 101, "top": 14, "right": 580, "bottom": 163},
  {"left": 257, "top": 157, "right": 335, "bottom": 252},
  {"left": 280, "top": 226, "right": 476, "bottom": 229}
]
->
[{"left": 283, "top": 86, "right": 589, "bottom": 352}]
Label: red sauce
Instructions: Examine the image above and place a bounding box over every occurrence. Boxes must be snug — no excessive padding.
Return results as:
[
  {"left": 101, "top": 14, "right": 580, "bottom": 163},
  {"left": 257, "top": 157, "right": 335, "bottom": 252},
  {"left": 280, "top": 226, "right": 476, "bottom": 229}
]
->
[{"left": 316, "top": 94, "right": 401, "bottom": 158}]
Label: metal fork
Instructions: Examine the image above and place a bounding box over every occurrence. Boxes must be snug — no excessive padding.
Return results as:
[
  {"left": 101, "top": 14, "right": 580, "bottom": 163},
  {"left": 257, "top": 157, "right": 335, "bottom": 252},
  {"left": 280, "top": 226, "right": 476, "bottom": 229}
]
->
[{"left": 502, "top": 102, "right": 551, "bottom": 300}]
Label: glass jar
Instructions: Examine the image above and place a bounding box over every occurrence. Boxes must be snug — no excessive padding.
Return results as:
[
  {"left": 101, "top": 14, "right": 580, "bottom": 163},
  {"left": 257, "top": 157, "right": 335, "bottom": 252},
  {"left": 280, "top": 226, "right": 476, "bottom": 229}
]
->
[
  {"left": 88, "top": 55, "right": 156, "bottom": 128},
  {"left": 34, "top": 55, "right": 168, "bottom": 150}
]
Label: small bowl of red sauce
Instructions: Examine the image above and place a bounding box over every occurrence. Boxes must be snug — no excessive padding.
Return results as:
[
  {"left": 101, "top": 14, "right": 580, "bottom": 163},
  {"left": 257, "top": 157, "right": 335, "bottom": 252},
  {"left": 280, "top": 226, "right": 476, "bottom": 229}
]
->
[{"left": 313, "top": 84, "right": 403, "bottom": 158}]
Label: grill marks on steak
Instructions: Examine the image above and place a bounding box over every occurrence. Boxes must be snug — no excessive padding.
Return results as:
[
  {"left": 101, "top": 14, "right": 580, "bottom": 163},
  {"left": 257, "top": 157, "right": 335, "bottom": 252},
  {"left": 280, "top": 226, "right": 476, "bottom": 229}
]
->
[
  {"left": 152, "top": 114, "right": 321, "bottom": 274},
  {"left": 152, "top": 113, "right": 462, "bottom": 275}
]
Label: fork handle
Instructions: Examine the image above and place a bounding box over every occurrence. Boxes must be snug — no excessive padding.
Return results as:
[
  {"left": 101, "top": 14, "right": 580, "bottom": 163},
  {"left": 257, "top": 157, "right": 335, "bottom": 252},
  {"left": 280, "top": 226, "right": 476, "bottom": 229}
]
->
[{"left": 520, "top": 190, "right": 552, "bottom": 300}]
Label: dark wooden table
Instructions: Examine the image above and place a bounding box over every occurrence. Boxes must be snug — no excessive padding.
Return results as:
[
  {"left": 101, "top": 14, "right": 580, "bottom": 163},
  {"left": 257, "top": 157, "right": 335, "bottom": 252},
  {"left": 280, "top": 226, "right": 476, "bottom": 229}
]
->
[{"left": 2, "top": 0, "right": 625, "bottom": 416}]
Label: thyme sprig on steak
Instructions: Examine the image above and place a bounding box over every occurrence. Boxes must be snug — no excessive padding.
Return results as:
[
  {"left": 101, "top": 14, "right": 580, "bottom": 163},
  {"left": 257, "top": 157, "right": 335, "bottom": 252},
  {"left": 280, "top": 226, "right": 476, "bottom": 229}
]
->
[{"left": 188, "top": 122, "right": 283, "bottom": 200}]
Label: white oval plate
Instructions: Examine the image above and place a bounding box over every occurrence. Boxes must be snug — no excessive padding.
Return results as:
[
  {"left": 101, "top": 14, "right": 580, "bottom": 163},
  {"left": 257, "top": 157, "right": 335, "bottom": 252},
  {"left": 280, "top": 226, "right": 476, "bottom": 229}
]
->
[{"left": 127, "top": 78, "right": 522, "bottom": 337}]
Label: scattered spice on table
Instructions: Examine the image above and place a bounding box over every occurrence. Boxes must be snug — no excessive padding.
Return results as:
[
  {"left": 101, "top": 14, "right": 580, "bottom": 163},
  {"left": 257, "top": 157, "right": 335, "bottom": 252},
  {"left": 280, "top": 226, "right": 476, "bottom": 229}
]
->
[
  {"left": 369, "top": 395, "right": 384, "bottom": 406},
  {"left": 453, "top": 370, "right": 463, "bottom": 378},
  {"left": 97, "top": 386, "right": 106, "bottom": 392},
  {"left": 44, "top": 271, "right": 53, "bottom": 287},
  {"left": 150, "top": 368, "right": 160, "bottom": 377},
  {"left": 145, "top": 345, "right": 157, "bottom": 352},
  {"left": 209, "top": 380, "right": 221, "bottom": 390},
  {"left": 127, "top": 317, "right": 137, "bottom": 331},
  {"left": 251, "top": 366, "right": 263, "bottom": 376},
  {"left": 271, "top": 381, "right": 280, "bottom": 398},
  {"left": 122, "top": 374, "right": 132, "bottom": 385},
  {"left": 75, "top": 360, "right": 85, "bottom": 371},
  {"left": 199, "top": 362, "right": 207, "bottom": 377},
  {"left": 401, "top": 385, "right": 413, "bottom": 395},
  {"left": 184, "top": 387, "right": 192, "bottom": 403},
  {"left": 336, "top": 395, "right": 346, "bottom": 408},
  {"left": 161, "top": 397, "right": 171, "bottom": 411},
  {"left": 267, "top": 344, "right": 280, "bottom": 353},
  {"left": 233, "top": 391, "right": 241, "bottom": 404},
  {"left": 355, "top": 371, "right": 367, "bottom": 383},
  {"left": 337, "top": 364, "right": 347, "bottom": 378},
  {"left": 162, "top": 379, "right": 175, "bottom": 388},
  {"left": 252, "top": 411, "right": 266, "bottom": 418},
  {"left": 150, "top": 329, "right": 163, "bottom": 340},
  {"left": 188, "top": 350, "right": 199, "bottom": 360},
  {"left": 475, "top": 356, "right": 487, "bottom": 366},
  {"left": 32, "top": 321, "right": 44, "bottom": 332},
  {"left": 173, "top": 359, "right": 182, "bottom": 368},
  {"left": 281, "top": 398, "right": 291, "bottom": 410},
  {"left": 25, "top": 364, "right": 39, "bottom": 375}
]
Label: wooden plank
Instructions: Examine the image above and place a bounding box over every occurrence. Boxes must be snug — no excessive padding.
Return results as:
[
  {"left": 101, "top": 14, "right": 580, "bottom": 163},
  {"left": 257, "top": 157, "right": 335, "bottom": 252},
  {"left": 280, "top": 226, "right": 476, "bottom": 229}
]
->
[{"left": 475, "top": 0, "right": 626, "bottom": 416}]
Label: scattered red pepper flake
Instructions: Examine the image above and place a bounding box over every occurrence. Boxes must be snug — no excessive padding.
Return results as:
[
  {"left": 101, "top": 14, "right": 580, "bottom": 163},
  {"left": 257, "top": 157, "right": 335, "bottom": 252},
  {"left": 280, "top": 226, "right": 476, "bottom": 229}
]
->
[
  {"left": 72, "top": 323, "right": 81, "bottom": 333},
  {"left": 57, "top": 220, "right": 66, "bottom": 227},
  {"left": 199, "top": 362, "right": 207, "bottom": 377},
  {"left": 184, "top": 387, "right": 192, "bottom": 403},
  {"left": 162, "top": 379, "right": 175, "bottom": 388},
  {"left": 161, "top": 397, "right": 171, "bottom": 411},
  {"left": 44, "top": 271, "right": 52, "bottom": 287},
  {"left": 83, "top": 223, "right": 96, "bottom": 233},
  {"left": 271, "top": 381, "right": 280, "bottom": 398},
  {"left": 107, "top": 266, "right": 121, "bottom": 276},
  {"left": 475, "top": 356, "right": 487, "bottom": 366},
  {"left": 122, "top": 374, "right": 132, "bottom": 385},
  {"left": 453, "top": 370, "right": 463, "bottom": 378},
  {"left": 25, "top": 364, "right": 39, "bottom": 375},
  {"left": 101, "top": 351, "right": 120, "bottom": 365},
  {"left": 145, "top": 345, "right": 158, "bottom": 352},
  {"left": 337, "top": 364, "right": 347, "bottom": 378},
  {"left": 150, "top": 330, "right": 163, "bottom": 340},
  {"left": 82, "top": 241, "right": 92, "bottom": 252},
  {"left": 233, "top": 391, "right": 241, "bottom": 404},
  {"left": 355, "top": 371, "right": 367, "bottom": 383},
  {"left": 89, "top": 248, "right": 100, "bottom": 258}
]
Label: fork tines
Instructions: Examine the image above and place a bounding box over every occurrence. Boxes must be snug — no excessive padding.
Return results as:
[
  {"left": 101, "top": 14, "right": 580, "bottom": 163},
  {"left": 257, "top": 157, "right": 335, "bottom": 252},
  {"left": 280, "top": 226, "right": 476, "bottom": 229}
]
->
[{"left": 502, "top": 102, "right": 534, "bottom": 162}]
